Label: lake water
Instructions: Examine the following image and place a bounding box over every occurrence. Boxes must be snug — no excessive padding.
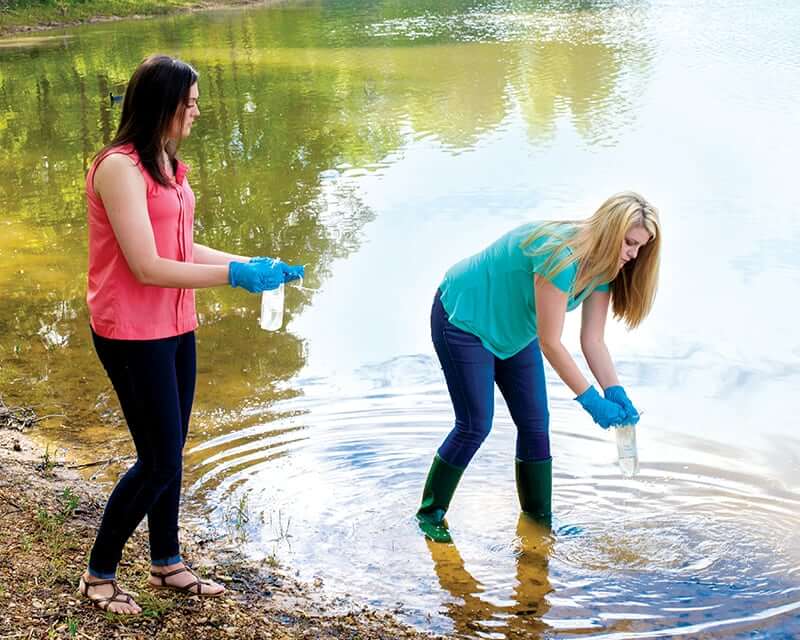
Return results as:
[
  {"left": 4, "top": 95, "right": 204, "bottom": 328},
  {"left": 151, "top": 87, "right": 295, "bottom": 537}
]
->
[{"left": 1, "top": 1, "right": 799, "bottom": 637}]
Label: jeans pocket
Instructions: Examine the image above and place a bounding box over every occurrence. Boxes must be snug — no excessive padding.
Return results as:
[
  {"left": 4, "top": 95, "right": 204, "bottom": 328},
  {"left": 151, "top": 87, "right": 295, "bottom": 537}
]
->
[{"left": 442, "top": 321, "right": 481, "bottom": 347}]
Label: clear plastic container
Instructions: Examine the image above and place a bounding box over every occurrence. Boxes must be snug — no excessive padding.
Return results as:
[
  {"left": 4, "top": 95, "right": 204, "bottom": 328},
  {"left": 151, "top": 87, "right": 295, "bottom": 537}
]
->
[
  {"left": 259, "top": 283, "right": 284, "bottom": 331},
  {"left": 615, "top": 424, "right": 639, "bottom": 477}
]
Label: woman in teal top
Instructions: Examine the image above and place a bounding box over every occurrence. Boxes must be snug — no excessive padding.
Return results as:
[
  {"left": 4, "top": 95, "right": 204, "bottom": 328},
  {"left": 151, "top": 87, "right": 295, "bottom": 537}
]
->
[{"left": 417, "top": 192, "right": 662, "bottom": 542}]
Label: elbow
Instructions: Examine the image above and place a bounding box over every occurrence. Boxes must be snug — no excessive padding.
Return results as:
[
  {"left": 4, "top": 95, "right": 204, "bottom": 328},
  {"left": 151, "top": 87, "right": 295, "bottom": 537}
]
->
[
  {"left": 130, "top": 258, "right": 159, "bottom": 286},
  {"left": 580, "top": 333, "right": 603, "bottom": 354},
  {"left": 538, "top": 337, "right": 561, "bottom": 359}
]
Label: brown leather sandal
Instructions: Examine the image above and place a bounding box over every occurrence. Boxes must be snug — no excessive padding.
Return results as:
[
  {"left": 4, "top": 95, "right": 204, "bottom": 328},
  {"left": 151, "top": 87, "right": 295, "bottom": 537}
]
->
[
  {"left": 149, "top": 566, "right": 225, "bottom": 597},
  {"left": 79, "top": 576, "right": 139, "bottom": 613}
]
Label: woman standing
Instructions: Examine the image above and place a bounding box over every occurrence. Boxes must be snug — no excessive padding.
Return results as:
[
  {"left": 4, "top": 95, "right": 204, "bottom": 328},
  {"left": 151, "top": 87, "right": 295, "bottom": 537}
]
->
[
  {"left": 417, "top": 192, "right": 661, "bottom": 543},
  {"left": 78, "top": 55, "right": 303, "bottom": 613}
]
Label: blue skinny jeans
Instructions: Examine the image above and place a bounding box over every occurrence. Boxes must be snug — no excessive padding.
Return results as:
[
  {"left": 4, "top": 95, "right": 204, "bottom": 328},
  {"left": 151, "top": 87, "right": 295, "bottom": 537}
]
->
[
  {"left": 431, "top": 290, "right": 550, "bottom": 469},
  {"left": 88, "top": 329, "right": 196, "bottom": 579}
]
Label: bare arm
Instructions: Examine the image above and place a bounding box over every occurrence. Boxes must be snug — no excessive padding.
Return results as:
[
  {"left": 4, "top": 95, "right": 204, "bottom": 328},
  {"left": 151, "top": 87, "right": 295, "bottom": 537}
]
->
[
  {"left": 194, "top": 243, "right": 250, "bottom": 266},
  {"left": 94, "top": 154, "right": 229, "bottom": 289},
  {"left": 580, "top": 290, "right": 620, "bottom": 390},
  {"left": 534, "top": 275, "right": 591, "bottom": 396}
]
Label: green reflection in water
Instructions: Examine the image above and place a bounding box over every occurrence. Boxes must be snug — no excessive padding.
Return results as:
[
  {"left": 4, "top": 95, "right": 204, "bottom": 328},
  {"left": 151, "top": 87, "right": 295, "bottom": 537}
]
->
[{"left": 0, "top": 0, "right": 650, "bottom": 466}]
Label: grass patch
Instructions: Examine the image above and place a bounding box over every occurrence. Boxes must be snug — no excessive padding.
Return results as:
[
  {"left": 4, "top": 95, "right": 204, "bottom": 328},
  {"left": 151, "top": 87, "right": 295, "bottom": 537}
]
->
[
  {"left": 32, "top": 489, "right": 83, "bottom": 585},
  {"left": 224, "top": 491, "right": 251, "bottom": 544}
]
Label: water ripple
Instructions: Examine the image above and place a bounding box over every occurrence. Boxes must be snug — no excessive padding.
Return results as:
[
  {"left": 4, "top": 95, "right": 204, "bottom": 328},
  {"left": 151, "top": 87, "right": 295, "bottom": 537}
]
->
[{"left": 184, "top": 355, "right": 800, "bottom": 638}]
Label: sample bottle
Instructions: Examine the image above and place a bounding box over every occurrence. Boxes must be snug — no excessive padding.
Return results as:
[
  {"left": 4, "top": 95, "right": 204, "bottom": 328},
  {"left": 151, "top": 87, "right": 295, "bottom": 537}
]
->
[
  {"left": 259, "top": 283, "right": 285, "bottom": 331},
  {"left": 616, "top": 424, "right": 639, "bottom": 477}
]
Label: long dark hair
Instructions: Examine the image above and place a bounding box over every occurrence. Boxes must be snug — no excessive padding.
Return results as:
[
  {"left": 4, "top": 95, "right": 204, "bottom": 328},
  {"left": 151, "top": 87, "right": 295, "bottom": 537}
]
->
[{"left": 103, "top": 55, "right": 198, "bottom": 186}]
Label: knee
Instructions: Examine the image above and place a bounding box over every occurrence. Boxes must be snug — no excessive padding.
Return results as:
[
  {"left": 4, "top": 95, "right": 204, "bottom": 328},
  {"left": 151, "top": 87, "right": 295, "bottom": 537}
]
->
[
  {"left": 455, "top": 413, "right": 493, "bottom": 444},
  {"left": 520, "top": 410, "right": 549, "bottom": 435},
  {"left": 140, "top": 455, "right": 182, "bottom": 487}
]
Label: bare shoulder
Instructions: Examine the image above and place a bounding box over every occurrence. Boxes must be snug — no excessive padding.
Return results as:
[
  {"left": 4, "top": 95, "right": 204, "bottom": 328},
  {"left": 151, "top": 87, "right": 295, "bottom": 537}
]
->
[
  {"left": 93, "top": 152, "right": 145, "bottom": 197},
  {"left": 95, "top": 151, "right": 140, "bottom": 177}
]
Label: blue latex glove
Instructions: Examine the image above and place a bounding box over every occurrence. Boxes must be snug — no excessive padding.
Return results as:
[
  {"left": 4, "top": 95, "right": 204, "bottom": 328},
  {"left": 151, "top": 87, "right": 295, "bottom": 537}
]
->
[
  {"left": 282, "top": 264, "right": 304, "bottom": 283},
  {"left": 575, "top": 386, "right": 626, "bottom": 429},
  {"left": 228, "top": 260, "right": 284, "bottom": 293},
  {"left": 250, "top": 257, "right": 304, "bottom": 283},
  {"left": 604, "top": 385, "right": 640, "bottom": 425}
]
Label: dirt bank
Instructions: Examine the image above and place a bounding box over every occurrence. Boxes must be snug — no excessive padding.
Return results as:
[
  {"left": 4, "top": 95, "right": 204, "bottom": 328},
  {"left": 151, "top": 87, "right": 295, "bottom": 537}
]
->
[{"left": 0, "top": 407, "right": 440, "bottom": 640}]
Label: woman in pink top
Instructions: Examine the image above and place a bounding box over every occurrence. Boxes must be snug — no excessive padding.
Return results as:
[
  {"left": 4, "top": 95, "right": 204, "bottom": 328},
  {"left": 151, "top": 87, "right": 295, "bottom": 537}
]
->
[{"left": 79, "top": 55, "right": 303, "bottom": 614}]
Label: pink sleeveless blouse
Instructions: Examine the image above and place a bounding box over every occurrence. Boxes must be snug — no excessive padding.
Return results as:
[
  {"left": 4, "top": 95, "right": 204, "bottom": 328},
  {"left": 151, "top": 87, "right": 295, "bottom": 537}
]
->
[{"left": 86, "top": 144, "right": 197, "bottom": 340}]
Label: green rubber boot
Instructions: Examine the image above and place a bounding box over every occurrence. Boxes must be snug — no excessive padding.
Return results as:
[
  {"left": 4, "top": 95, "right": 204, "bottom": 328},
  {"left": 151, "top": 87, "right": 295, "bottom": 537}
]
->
[
  {"left": 515, "top": 457, "right": 552, "bottom": 525},
  {"left": 416, "top": 454, "right": 465, "bottom": 543}
]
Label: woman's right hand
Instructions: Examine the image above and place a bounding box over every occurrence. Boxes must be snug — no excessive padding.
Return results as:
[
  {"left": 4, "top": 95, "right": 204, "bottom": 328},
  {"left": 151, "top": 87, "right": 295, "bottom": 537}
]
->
[
  {"left": 575, "top": 385, "right": 626, "bottom": 429},
  {"left": 228, "top": 259, "right": 284, "bottom": 293},
  {"left": 604, "top": 385, "right": 640, "bottom": 425}
]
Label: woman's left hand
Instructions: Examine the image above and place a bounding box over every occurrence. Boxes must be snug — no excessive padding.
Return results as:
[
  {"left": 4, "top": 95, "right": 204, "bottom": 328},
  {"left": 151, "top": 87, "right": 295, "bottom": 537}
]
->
[
  {"left": 250, "top": 256, "right": 304, "bottom": 283},
  {"left": 604, "top": 385, "right": 640, "bottom": 425}
]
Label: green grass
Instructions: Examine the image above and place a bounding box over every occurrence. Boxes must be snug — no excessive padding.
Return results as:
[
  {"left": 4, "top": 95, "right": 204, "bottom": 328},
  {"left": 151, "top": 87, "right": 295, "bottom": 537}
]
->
[
  {"left": 38, "top": 443, "right": 57, "bottom": 475},
  {"left": 119, "top": 590, "right": 175, "bottom": 619},
  {"left": 224, "top": 492, "right": 251, "bottom": 543},
  {"left": 31, "top": 488, "right": 83, "bottom": 585},
  {"left": 60, "top": 487, "right": 79, "bottom": 518},
  {"left": 0, "top": 0, "right": 237, "bottom": 34}
]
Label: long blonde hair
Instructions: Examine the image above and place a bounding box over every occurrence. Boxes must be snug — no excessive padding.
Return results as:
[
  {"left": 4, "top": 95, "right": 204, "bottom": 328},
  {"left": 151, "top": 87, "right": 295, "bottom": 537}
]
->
[{"left": 521, "top": 191, "right": 661, "bottom": 329}]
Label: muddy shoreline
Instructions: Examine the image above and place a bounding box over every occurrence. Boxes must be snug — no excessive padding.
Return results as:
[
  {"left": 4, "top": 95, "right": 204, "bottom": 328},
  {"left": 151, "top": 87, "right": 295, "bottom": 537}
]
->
[
  {"left": 0, "top": 0, "right": 293, "bottom": 38},
  {"left": 0, "top": 404, "right": 440, "bottom": 639}
]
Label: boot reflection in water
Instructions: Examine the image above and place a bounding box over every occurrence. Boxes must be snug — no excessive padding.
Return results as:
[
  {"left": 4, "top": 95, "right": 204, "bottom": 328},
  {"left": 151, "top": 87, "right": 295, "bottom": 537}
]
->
[{"left": 425, "top": 514, "right": 553, "bottom": 638}]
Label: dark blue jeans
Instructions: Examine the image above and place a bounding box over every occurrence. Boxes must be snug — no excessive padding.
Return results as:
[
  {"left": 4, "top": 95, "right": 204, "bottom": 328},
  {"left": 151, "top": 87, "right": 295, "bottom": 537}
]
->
[
  {"left": 431, "top": 290, "right": 550, "bottom": 468},
  {"left": 88, "top": 329, "right": 196, "bottom": 579}
]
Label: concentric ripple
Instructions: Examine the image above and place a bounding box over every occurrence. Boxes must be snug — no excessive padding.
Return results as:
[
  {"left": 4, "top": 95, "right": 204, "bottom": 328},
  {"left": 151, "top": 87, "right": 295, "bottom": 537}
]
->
[{"left": 184, "top": 355, "right": 800, "bottom": 638}]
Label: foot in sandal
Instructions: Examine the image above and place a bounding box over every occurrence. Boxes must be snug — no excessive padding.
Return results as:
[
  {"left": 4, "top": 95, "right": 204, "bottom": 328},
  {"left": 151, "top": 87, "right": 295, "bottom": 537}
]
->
[
  {"left": 149, "top": 561, "right": 226, "bottom": 596},
  {"left": 79, "top": 573, "right": 142, "bottom": 614}
]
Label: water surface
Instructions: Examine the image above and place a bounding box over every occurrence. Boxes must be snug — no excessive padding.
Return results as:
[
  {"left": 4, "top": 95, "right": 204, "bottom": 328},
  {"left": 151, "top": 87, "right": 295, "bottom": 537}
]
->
[{"left": 1, "top": 1, "right": 799, "bottom": 637}]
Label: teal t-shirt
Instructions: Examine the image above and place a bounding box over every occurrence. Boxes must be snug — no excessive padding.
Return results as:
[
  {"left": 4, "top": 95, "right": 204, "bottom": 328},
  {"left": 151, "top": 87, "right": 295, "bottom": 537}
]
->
[{"left": 438, "top": 222, "right": 609, "bottom": 359}]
